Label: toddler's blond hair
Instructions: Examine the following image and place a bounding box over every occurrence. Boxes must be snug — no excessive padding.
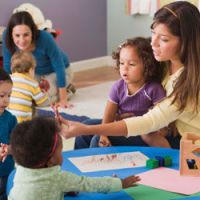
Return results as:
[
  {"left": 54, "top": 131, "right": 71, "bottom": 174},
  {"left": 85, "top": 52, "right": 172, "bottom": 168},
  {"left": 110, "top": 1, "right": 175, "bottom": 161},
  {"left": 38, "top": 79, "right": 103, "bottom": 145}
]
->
[{"left": 11, "top": 51, "right": 36, "bottom": 73}]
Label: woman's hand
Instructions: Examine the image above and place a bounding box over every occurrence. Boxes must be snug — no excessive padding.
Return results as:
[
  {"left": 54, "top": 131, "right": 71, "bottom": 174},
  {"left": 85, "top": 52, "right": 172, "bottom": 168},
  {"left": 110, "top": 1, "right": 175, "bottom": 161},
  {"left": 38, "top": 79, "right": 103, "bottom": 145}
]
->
[
  {"left": 98, "top": 136, "right": 111, "bottom": 147},
  {"left": 60, "top": 117, "right": 88, "bottom": 139},
  {"left": 58, "top": 87, "right": 74, "bottom": 108},
  {"left": 121, "top": 175, "right": 141, "bottom": 189}
]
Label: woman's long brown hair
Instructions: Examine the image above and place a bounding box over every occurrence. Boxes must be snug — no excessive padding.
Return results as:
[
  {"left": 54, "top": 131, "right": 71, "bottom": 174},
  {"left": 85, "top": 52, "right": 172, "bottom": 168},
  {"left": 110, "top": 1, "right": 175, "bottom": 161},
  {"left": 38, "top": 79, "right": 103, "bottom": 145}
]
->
[{"left": 153, "top": 1, "right": 200, "bottom": 113}]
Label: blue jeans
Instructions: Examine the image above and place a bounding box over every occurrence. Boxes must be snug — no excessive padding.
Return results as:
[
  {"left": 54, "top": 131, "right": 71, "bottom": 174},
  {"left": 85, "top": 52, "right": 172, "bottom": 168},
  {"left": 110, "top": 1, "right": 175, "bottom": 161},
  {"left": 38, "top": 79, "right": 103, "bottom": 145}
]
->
[
  {"left": 90, "top": 135, "right": 148, "bottom": 147},
  {"left": 74, "top": 118, "right": 148, "bottom": 149},
  {"left": 0, "top": 176, "right": 8, "bottom": 200},
  {"left": 90, "top": 134, "right": 181, "bottom": 149},
  {"left": 74, "top": 119, "right": 102, "bottom": 149}
]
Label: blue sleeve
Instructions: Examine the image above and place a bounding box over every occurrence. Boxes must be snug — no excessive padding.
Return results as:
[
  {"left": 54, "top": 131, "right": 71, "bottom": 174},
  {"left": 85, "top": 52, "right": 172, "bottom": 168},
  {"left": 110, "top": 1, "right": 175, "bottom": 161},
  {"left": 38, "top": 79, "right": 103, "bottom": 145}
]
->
[
  {"left": 8, "top": 115, "right": 17, "bottom": 138},
  {"left": 2, "top": 30, "right": 12, "bottom": 74},
  {"left": 40, "top": 31, "right": 70, "bottom": 87}
]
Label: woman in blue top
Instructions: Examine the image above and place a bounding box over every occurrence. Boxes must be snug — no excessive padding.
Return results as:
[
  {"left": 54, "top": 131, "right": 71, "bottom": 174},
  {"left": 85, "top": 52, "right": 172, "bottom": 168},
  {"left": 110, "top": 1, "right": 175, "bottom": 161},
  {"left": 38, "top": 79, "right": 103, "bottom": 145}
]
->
[{"left": 2, "top": 11, "right": 74, "bottom": 108}]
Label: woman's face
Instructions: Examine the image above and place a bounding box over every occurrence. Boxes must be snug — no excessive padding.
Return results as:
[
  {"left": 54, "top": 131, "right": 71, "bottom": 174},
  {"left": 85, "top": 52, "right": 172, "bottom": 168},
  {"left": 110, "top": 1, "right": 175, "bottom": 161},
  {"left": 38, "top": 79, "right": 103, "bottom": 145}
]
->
[
  {"left": 12, "top": 25, "right": 32, "bottom": 51},
  {"left": 151, "top": 23, "right": 181, "bottom": 63}
]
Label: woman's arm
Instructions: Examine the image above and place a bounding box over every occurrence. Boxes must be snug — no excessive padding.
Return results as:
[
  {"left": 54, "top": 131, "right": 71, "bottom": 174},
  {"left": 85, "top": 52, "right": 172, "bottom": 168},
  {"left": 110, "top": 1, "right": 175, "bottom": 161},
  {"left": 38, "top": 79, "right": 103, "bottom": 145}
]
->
[
  {"left": 2, "top": 30, "right": 12, "bottom": 73},
  {"left": 58, "top": 87, "right": 72, "bottom": 108},
  {"left": 60, "top": 97, "right": 180, "bottom": 139},
  {"left": 60, "top": 118, "right": 128, "bottom": 139},
  {"left": 39, "top": 31, "right": 70, "bottom": 107}
]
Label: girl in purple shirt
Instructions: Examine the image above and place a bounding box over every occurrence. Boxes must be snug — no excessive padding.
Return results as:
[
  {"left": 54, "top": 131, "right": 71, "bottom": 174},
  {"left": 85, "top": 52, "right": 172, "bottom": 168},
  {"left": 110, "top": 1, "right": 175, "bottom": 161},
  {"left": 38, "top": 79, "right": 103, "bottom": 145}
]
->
[{"left": 76, "top": 37, "right": 171, "bottom": 149}]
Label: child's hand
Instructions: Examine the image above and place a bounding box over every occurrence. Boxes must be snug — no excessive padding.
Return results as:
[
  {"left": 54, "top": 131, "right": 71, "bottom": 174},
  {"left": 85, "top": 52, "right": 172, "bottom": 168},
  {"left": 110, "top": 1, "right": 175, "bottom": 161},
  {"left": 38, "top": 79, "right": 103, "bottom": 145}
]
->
[
  {"left": 121, "top": 175, "right": 141, "bottom": 189},
  {"left": 0, "top": 143, "right": 9, "bottom": 162},
  {"left": 99, "top": 136, "right": 111, "bottom": 147}
]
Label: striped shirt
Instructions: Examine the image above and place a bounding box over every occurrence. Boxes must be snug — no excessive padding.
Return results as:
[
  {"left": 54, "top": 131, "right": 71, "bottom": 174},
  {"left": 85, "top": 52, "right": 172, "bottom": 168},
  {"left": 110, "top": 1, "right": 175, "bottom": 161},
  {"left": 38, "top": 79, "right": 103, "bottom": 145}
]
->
[{"left": 8, "top": 73, "right": 49, "bottom": 122}]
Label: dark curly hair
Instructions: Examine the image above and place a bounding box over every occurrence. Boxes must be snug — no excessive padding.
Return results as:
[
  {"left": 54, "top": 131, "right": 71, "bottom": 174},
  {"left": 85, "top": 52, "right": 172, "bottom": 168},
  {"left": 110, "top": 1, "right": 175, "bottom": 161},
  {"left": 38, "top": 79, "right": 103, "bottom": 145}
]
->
[
  {"left": 112, "top": 37, "right": 164, "bottom": 83},
  {"left": 10, "top": 116, "right": 60, "bottom": 168},
  {"left": 0, "top": 68, "right": 13, "bottom": 84}
]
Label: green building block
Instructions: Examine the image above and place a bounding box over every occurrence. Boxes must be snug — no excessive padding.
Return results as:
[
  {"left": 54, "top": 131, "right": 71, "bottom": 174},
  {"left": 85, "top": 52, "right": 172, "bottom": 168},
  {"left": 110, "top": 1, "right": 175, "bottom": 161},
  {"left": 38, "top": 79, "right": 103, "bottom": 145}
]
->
[
  {"left": 146, "top": 159, "right": 159, "bottom": 169},
  {"left": 164, "top": 156, "right": 172, "bottom": 166}
]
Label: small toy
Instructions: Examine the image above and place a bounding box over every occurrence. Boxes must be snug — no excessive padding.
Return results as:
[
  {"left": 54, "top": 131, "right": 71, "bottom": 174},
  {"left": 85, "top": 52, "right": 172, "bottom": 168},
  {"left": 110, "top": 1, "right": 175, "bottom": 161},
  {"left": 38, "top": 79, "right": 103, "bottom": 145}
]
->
[
  {"left": 164, "top": 156, "right": 172, "bottom": 167},
  {"left": 39, "top": 79, "right": 50, "bottom": 92},
  {"left": 146, "top": 156, "right": 172, "bottom": 169},
  {"left": 180, "top": 133, "right": 200, "bottom": 176},
  {"left": 155, "top": 156, "right": 165, "bottom": 166},
  {"left": 146, "top": 159, "right": 159, "bottom": 169}
]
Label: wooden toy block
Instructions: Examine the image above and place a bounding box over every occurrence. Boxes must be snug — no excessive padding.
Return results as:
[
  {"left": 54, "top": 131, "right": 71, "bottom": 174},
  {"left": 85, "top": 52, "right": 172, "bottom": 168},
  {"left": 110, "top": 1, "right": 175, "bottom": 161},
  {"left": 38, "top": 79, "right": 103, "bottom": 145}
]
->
[
  {"left": 146, "top": 159, "right": 159, "bottom": 169},
  {"left": 180, "top": 133, "right": 200, "bottom": 176},
  {"left": 164, "top": 156, "right": 172, "bottom": 167},
  {"left": 155, "top": 156, "right": 165, "bottom": 166}
]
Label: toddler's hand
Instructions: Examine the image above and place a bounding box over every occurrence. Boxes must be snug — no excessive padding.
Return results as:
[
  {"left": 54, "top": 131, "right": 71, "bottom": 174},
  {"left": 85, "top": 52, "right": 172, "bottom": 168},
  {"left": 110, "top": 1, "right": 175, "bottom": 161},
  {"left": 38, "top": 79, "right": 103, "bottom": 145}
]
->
[
  {"left": 98, "top": 136, "right": 111, "bottom": 147},
  {"left": 121, "top": 175, "right": 141, "bottom": 189},
  {"left": 0, "top": 143, "right": 9, "bottom": 162}
]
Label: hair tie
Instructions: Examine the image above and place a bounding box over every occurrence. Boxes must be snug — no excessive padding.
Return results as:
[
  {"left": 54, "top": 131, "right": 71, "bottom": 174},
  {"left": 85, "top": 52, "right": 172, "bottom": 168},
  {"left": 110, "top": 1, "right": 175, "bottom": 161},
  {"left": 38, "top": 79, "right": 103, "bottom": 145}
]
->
[
  {"left": 35, "top": 133, "right": 58, "bottom": 167},
  {"left": 164, "top": 7, "right": 178, "bottom": 18}
]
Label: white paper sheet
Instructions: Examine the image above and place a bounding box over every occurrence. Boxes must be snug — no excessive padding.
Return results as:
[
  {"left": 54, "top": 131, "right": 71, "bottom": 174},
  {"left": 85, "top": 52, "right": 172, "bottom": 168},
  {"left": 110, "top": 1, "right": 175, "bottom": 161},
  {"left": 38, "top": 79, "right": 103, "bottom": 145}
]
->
[{"left": 68, "top": 151, "right": 149, "bottom": 172}]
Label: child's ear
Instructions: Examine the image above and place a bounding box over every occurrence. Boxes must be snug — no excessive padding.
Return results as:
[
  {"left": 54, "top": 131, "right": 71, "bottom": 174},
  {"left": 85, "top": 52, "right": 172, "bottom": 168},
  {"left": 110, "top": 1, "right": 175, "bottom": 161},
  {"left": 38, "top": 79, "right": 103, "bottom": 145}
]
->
[{"left": 47, "top": 155, "right": 56, "bottom": 167}]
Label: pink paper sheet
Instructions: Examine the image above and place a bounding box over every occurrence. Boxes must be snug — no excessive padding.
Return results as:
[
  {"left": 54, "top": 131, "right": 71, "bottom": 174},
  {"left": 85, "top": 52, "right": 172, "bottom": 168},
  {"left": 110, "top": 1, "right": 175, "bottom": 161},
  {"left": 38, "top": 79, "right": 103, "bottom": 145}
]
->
[{"left": 138, "top": 167, "right": 200, "bottom": 195}]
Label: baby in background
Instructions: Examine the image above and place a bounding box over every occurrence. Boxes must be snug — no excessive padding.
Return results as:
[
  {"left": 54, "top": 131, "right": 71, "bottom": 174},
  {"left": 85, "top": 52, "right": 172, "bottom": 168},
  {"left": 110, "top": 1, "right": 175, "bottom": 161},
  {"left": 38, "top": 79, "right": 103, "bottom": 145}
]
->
[
  {"left": 8, "top": 51, "right": 49, "bottom": 122},
  {"left": 8, "top": 116, "right": 140, "bottom": 200}
]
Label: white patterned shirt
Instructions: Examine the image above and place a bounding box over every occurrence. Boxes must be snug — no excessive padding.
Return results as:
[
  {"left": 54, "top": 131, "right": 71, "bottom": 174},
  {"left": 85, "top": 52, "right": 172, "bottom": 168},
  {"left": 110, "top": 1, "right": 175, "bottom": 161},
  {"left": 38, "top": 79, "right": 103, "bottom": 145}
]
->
[{"left": 8, "top": 165, "right": 122, "bottom": 200}]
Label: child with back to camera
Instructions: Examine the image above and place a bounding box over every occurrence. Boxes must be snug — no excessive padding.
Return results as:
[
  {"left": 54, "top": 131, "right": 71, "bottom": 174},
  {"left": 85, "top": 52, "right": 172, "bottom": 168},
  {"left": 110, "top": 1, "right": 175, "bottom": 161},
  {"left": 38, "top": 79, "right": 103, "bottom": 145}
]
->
[
  {"left": 77, "top": 37, "right": 170, "bottom": 149},
  {"left": 8, "top": 51, "right": 49, "bottom": 122},
  {"left": 0, "top": 69, "right": 17, "bottom": 200},
  {"left": 8, "top": 116, "right": 140, "bottom": 200}
]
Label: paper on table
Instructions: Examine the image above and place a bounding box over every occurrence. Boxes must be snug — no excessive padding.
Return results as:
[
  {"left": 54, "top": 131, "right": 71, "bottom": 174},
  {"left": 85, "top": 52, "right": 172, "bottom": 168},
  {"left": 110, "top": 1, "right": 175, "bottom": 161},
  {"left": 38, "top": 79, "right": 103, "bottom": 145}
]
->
[
  {"left": 138, "top": 167, "right": 200, "bottom": 195},
  {"left": 68, "top": 151, "right": 149, "bottom": 172}
]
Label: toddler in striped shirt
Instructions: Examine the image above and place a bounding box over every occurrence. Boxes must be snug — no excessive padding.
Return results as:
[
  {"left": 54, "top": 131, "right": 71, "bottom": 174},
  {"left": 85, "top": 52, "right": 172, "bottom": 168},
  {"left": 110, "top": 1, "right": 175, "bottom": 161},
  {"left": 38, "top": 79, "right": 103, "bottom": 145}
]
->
[{"left": 8, "top": 51, "right": 49, "bottom": 122}]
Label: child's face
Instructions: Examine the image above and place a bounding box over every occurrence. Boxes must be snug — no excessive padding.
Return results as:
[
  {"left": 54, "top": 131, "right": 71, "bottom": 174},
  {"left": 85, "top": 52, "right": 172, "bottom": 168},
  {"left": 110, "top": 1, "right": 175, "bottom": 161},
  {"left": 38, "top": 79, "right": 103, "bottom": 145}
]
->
[
  {"left": 119, "top": 46, "right": 145, "bottom": 85},
  {"left": 48, "top": 135, "right": 63, "bottom": 167},
  {"left": 0, "top": 82, "right": 12, "bottom": 115}
]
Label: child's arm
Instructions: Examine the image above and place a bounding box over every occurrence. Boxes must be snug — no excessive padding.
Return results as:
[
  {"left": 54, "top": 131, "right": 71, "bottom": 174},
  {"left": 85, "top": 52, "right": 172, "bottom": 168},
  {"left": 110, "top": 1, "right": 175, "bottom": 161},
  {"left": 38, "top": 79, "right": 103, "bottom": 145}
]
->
[
  {"left": 60, "top": 171, "right": 140, "bottom": 193},
  {"left": 99, "top": 101, "right": 118, "bottom": 147}
]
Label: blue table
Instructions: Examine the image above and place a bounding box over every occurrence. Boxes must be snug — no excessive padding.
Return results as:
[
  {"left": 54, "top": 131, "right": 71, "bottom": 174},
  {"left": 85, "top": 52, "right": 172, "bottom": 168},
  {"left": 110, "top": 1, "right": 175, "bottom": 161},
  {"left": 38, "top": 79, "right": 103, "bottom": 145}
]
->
[{"left": 7, "top": 147, "right": 199, "bottom": 200}]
